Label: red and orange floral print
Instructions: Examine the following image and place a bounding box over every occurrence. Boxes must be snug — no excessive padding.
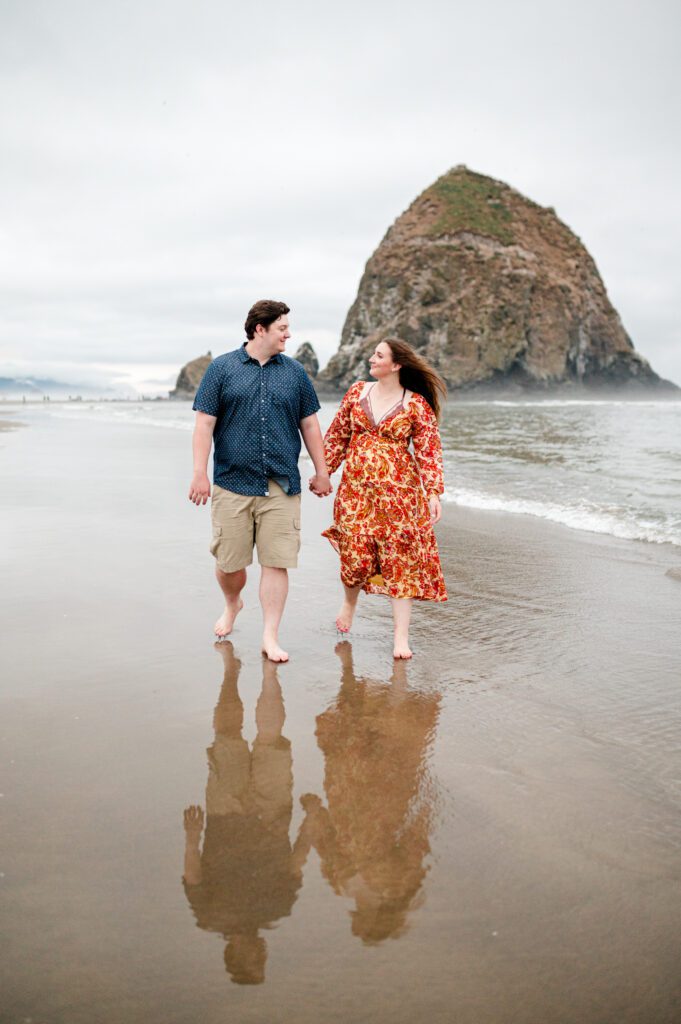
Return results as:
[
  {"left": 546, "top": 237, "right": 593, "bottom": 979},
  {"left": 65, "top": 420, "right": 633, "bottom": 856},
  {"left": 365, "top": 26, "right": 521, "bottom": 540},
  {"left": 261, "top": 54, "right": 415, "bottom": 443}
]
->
[{"left": 322, "top": 382, "right": 447, "bottom": 602}]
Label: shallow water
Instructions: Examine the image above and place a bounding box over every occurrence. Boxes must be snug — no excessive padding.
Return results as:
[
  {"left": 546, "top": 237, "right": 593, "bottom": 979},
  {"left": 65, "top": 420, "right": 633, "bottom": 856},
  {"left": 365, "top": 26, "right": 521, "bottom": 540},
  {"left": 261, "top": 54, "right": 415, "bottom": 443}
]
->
[
  {"left": 31, "top": 394, "right": 681, "bottom": 546},
  {"left": 440, "top": 399, "right": 681, "bottom": 547},
  {"left": 1, "top": 411, "right": 680, "bottom": 1023}
]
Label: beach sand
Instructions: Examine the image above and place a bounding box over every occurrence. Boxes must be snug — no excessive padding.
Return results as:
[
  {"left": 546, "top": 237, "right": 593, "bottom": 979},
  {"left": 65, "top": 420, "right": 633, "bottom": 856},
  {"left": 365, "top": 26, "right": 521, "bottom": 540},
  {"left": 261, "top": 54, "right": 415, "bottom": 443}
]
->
[{"left": 1, "top": 407, "right": 680, "bottom": 1023}]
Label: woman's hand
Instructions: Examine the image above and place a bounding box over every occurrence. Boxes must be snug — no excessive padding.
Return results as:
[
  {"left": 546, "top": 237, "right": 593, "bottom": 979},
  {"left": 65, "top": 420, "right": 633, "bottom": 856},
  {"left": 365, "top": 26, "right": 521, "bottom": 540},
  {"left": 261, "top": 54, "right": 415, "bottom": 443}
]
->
[{"left": 428, "top": 495, "right": 442, "bottom": 525}]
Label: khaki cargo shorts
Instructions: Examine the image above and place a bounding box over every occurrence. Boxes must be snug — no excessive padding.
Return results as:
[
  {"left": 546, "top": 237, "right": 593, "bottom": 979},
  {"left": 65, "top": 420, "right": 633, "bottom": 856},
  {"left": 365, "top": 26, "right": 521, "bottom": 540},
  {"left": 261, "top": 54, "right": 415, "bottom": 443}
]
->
[{"left": 210, "top": 480, "right": 301, "bottom": 573}]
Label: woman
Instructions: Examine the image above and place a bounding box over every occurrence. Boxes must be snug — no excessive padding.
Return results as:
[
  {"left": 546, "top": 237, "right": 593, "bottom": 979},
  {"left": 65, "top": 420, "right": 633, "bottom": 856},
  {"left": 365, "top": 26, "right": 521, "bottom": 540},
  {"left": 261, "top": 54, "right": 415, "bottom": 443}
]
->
[{"left": 322, "top": 338, "right": 447, "bottom": 659}]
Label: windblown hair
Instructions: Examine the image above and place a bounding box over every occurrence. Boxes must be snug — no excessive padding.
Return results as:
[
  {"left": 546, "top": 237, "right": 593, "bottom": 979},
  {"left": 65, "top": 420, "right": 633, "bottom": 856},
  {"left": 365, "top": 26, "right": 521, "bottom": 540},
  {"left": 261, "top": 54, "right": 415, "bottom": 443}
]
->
[
  {"left": 244, "top": 299, "right": 290, "bottom": 340},
  {"left": 383, "top": 338, "right": 447, "bottom": 421}
]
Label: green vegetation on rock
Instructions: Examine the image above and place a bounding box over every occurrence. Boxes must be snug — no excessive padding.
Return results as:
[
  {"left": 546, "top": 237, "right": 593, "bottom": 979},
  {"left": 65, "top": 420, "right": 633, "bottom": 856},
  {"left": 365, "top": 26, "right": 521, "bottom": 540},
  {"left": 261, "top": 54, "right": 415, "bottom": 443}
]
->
[
  {"left": 319, "top": 165, "right": 671, "bottom": 393},
  {"left": 428, "top": 169, "right": 514, "bottom": 244}
]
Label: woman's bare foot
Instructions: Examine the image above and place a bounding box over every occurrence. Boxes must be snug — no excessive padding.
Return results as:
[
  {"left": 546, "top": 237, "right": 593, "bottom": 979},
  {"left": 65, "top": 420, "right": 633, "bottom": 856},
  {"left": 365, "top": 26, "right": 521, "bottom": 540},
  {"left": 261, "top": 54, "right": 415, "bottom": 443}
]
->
[
  {"left": 214, "top": 598, "right": 243, "bottom": 638},
  {"left": 262, "top": 637, "right": 289, "bottom": 663},
  {"left": 393, "top": 640, "right": 413, "bottom": 659},
  {"left": 335, "top": 600, "right": 357, "bottom": 633}
]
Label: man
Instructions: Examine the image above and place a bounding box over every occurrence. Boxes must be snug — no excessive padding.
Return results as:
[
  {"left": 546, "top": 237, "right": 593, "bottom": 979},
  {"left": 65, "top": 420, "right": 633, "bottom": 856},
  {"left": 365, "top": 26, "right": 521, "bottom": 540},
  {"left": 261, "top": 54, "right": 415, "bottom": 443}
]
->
[{"left": 188, "top": 299, "right": 331, "bottom": 662}]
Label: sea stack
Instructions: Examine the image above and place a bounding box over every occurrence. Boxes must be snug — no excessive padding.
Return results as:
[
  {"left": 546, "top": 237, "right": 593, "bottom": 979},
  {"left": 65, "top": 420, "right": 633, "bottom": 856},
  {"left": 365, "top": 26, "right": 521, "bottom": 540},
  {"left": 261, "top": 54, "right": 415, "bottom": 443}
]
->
[
  {"left": 169, "top": 352, "right": 212, "bottom": 400},
  {"left": 319, "top": 166, "right": 673, "bottom": 392},
  {"left": 293, "top": 341, "right": 319, "bottom": 378}
]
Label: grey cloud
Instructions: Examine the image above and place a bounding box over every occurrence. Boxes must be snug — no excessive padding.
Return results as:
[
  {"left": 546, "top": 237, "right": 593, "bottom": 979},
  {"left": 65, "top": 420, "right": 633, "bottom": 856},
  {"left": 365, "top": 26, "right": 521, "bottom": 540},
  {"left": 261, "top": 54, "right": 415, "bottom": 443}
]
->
[{"left": 1, "top": 0, "right": 680, "bottom": 385}]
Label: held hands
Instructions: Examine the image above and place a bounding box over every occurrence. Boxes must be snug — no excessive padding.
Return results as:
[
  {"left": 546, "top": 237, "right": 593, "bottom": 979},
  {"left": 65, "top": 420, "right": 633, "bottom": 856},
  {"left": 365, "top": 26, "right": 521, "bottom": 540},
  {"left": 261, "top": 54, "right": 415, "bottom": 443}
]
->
[
  {"left": 309, "top": 472, "right": 333, "bottom": 498},
  {"left": 188, "top": 472, "right": 211, "bottom": 505},
  {"left": 429, "top": 495, "right": 442, "bottom": 525}
]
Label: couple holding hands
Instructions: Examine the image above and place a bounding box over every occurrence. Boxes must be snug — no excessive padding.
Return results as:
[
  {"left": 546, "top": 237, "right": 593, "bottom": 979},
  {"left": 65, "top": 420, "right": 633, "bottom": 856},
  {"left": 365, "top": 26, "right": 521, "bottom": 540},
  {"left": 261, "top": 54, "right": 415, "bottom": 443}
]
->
[{"left": 188, "top": 299, "right": 447, "bottom": 662}]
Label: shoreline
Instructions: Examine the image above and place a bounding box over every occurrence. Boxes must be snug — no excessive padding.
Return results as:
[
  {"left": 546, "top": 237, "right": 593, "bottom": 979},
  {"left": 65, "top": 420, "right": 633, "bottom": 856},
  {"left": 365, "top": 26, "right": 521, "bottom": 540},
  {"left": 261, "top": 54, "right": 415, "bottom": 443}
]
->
[
  {"left": 2, "top": 385, "right": 681, "bottom": 406},
  {"left": 5, "top": 401, "right": 681, "bottom": 555},
  {"left": 1, "top": 410, "right": 680, "bottom": 1022}
]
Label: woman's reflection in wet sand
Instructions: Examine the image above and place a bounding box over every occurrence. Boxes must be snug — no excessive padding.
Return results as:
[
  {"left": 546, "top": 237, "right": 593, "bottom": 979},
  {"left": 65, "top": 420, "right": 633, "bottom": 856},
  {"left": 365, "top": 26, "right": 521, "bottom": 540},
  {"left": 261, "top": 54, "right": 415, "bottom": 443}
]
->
[
  {"left": 302, "top": 641, "right": 441, "bottom": 944},
  {"left": 182, "top": 643, "right": 315, "bottom": 985}
]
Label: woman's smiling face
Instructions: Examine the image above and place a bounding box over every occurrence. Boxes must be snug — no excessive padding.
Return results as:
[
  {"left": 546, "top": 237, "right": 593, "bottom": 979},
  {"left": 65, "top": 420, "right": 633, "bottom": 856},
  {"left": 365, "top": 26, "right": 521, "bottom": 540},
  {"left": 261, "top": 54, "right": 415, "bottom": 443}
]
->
[{"left": 369, "top": 342, "right": 400, "bottom": 379}]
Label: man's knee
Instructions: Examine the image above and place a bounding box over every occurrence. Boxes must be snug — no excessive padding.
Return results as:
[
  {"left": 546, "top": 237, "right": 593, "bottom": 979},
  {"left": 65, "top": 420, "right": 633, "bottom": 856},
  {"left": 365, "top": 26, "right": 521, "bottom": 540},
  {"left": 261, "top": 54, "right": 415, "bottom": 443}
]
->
[
  {"left": 216, "top": 566, "right": 247, "bottom": 584},
  {"left": 260, "top": 565, "right": 288, "bottom": 578}
]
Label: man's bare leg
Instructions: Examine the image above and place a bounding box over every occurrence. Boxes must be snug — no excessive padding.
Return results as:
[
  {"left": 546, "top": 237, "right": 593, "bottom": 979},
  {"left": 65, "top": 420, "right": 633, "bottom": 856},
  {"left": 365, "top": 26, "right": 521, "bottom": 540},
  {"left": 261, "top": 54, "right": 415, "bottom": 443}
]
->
[
  {"left": 260, "top": 566, "right": 289, "bottom": 662},
  {"left": 214, "top": 567, "right": 246, "bottom": 637},
  {"left": 336, "top": 584, "right": 361, "bottom": 633}
]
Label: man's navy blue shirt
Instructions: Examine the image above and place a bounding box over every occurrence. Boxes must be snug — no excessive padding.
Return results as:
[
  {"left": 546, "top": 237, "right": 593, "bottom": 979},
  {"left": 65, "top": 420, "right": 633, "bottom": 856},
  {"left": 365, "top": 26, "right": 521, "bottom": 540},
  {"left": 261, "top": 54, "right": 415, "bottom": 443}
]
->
[{"left": 192, "top": 344, "right": 321, "bottom": 497}]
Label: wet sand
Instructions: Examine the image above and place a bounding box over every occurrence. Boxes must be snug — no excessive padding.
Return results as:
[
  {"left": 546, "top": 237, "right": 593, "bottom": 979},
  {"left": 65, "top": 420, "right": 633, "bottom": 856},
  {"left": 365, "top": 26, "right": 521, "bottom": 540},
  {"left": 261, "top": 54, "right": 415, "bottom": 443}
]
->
[{"left": 1, "top": 408, "right": 681, "bottom": 1024}]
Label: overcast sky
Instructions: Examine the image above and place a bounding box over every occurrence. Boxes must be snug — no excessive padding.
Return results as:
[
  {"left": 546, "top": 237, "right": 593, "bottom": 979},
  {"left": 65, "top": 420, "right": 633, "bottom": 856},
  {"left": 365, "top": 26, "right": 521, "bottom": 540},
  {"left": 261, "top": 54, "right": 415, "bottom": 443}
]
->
[{"left": 2, "top": 0, "right": 680, "bottom": 393}]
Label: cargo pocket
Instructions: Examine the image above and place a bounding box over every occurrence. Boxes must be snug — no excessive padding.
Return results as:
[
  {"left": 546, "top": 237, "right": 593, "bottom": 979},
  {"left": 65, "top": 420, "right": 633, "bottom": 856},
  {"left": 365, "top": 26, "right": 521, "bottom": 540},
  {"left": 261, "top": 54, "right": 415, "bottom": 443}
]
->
[
  {"left": 209, "top": 526, "right": 222, "bottom": 557},
  {"left": 293, "top": 517, "right": 301, "bottom": 553}
]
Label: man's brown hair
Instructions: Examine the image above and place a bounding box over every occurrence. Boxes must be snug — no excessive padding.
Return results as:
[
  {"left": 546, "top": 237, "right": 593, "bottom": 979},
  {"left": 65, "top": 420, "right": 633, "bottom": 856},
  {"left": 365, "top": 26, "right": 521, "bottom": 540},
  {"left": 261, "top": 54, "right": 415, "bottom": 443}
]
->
[{"left": 244, "top": 300, "right": 290, "bottom": 340}]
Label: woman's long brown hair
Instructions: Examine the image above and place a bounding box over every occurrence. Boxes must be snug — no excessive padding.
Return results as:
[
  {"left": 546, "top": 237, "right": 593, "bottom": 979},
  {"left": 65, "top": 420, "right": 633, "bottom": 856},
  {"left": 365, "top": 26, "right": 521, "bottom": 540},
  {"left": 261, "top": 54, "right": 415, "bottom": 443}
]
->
[{"left": 383, "top": 338, "right": 447, "bottom": 421}]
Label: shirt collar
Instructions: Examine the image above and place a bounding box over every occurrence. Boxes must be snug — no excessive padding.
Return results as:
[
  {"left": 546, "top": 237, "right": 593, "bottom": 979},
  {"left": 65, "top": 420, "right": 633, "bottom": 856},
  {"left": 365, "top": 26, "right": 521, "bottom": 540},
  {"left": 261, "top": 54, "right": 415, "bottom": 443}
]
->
[{"left": 240, "top": 342, "right": 282, "bottom": 365}]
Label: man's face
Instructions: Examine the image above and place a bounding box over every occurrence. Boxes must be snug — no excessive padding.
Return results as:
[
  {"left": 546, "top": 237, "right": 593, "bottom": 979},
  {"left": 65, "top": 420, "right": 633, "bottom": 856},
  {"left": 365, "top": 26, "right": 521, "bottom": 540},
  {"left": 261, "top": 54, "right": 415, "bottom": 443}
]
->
[{"left": 258, "top": 315, "right": 290, "bottom": 355}]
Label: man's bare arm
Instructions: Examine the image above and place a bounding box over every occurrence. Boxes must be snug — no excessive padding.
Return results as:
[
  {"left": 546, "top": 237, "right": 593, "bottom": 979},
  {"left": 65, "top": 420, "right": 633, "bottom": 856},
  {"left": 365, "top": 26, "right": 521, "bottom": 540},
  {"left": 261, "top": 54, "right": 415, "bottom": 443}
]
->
[
  {"left": 300, "top": 413, "right": 332, "bottom": 497},
  {"left": 189, "top": 411, "right": 216, "bottom": 505},
  {"left": 182, "top": 805, "right": 204, "bottom": 885}
]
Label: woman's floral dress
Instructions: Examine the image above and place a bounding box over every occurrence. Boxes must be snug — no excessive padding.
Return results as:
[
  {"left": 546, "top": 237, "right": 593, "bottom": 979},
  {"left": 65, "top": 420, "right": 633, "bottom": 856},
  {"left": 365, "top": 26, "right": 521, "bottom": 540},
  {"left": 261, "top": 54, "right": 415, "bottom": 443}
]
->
[{"left": 322, "top": 381, "right": 447, "bottom": 601}]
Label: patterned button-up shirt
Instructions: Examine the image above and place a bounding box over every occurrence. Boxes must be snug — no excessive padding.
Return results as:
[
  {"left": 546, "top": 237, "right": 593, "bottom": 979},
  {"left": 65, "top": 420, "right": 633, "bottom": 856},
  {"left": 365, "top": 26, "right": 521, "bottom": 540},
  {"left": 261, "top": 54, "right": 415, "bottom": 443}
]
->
[{"left": 193, "top": 344, "right": 321, "bottom": 496}]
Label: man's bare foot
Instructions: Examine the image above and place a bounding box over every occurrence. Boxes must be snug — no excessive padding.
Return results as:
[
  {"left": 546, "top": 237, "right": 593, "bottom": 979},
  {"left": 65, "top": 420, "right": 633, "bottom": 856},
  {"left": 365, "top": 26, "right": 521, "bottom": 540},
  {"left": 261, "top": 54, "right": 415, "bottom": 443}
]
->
[
  {"left": 214, "top": 599, "right": 243, "bottom": 638},
  {"left": 262, "top": 639, "right": 289, "bottom": 663},
  {"left": 335, "top": 600, "right": 357, "bottom": 633},
  {"left": 393, "top": 641, "right": 413, "bottom": 659}
]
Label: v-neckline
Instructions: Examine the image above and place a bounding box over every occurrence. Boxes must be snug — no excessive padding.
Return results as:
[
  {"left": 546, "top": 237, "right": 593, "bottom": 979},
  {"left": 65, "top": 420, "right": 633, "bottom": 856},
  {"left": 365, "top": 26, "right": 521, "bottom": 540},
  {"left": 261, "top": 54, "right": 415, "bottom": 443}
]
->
[{"left": 362, "top": 384, "right": 406, "bottom": 428}]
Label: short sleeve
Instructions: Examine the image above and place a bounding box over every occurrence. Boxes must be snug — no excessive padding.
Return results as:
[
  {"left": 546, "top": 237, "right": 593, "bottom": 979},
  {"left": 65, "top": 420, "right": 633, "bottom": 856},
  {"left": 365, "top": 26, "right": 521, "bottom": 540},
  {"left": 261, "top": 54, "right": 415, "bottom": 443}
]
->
[
  {"left": 297, "top": 370, "right": 321, "bottom": 420},
  {"left": 193, "top": 360, "right": 222, "bottom": 416}
]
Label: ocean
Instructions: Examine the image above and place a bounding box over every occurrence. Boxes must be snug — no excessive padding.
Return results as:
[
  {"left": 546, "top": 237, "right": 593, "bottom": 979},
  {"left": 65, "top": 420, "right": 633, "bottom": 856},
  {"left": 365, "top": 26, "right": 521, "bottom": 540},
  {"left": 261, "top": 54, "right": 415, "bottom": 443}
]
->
[{"left": 33, "top": 395, "right": 681, "bottom": 549}]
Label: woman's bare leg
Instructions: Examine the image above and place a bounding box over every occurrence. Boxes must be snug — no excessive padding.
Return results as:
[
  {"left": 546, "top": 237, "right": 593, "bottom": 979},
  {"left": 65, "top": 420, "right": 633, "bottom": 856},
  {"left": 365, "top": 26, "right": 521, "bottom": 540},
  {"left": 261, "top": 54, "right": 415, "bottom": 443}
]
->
[
  {"left": 336, "top": 584, "right": 361, "bottom": 633},
  {"left": 391, "top": 597, "right": 413, "bottom": 659}
]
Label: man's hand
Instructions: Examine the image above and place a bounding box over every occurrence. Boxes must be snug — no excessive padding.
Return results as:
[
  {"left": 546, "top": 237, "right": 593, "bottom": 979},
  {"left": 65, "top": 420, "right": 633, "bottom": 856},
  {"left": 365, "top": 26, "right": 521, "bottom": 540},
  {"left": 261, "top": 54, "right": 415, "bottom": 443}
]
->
[
  {"left": 189, "top": 471, "right": 211, "bottom": 505},
  {"left": 309, "top": 473, "right": 332, "bottom": 497},
  {"left": 183, "top": 804, "right": 205, "bottom": 837}
]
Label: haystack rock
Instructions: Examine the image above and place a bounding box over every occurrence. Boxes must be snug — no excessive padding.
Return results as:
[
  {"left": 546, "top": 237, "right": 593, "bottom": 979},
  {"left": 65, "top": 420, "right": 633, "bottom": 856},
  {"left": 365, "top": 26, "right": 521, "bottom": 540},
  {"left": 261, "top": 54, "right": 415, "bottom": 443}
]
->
[
  {"left": 319, "top": 166, "right": 674, "bottom": 392},
  {"left": 170, "top": 352, "right": 212, "bottom": 399},
  {"left": 293, "top": 341, "right": 319, "bottom": 378}
]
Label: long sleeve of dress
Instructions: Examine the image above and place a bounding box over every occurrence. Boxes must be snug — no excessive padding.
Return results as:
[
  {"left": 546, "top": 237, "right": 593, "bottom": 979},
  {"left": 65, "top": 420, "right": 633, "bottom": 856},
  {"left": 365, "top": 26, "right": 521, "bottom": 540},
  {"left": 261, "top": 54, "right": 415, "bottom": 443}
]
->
[
  {"left": 411, "top": 396, "right": 445, "bottom": 496},
  {"left": 324, "top": 384, "right": 359, "bottom": 474}
]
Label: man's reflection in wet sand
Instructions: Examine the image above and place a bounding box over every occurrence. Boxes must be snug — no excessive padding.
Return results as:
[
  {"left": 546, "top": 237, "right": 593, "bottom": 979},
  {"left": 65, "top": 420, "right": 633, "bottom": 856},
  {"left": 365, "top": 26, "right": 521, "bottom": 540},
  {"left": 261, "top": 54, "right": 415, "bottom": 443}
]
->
[
  {"left": 182, "top": 643, "right": 315, "bottom": 985},
  {"left": 301, "top": 641, "right": 441, "bottom": 945}
]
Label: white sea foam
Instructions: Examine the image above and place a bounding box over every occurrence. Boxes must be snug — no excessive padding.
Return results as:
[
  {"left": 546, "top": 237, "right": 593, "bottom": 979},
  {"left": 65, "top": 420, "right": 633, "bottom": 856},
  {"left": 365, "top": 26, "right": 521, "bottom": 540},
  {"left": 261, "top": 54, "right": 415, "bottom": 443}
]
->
[
  {"left": 40, "top": 399, "right": 681, "bottom": 550},
  {"left": 442, "top": 487, "right": 681, "bottom": 547}
]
